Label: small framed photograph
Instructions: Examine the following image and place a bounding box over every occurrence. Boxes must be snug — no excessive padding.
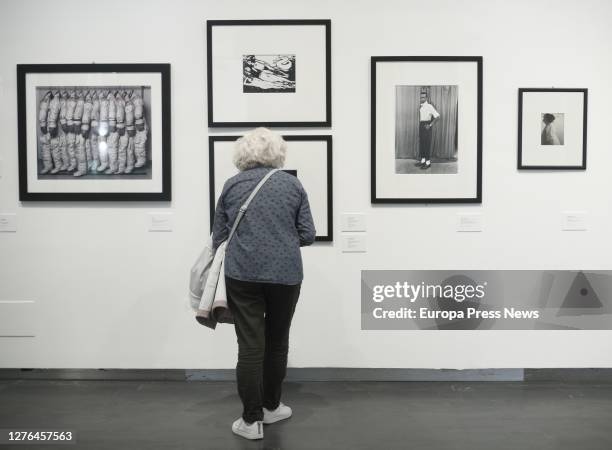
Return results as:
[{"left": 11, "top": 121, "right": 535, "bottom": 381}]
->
[
  {"left": 209, "top": 135, "right": 333, "bottom": 241},
  {"left": 207, "top": 20, "right": 331, "bottom": 127},
  {"left": 17, "top": 63, "right": 171, "bottom": 201},
  {"left": 371, "top": 56, "right": 483, "bottom": 203},
  {"left": 518, "top": 88, "right": 587, "bottom": 170}
]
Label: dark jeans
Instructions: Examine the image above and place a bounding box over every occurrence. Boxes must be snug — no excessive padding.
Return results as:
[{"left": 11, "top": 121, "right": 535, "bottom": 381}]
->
[
  {"left": 419, "top": 121, "right": 432, "bottom": 160},
  {"left": 225, "top": 276, "right": 301, "bottom": 424}
]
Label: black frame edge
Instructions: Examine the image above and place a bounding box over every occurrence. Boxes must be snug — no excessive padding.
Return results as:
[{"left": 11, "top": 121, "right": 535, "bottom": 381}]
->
[
  {"left": 208, "top": 134, "right": 333, "bottom": 241},
  {"left": 17, "top": 63, "right": 172, "bottom": 202},
  {"left": 206, "top": 19, "right": 332, "bottom": 128},
  {"left": 371, "top": 56, "right": 483, "bottom": 204},
  {"left": 517, "top": 88, "right": 588, "bottom": 171}
]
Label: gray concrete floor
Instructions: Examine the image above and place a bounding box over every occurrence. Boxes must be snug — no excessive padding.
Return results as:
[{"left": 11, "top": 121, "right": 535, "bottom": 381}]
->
[{"left": 1, "top": 379, "right": 612, "bottom": 449}]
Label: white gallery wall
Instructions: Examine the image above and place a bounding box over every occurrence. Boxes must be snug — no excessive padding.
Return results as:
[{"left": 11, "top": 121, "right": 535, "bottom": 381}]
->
[{"left": 1, "top": 0, "right": 612, "bottom": 369}]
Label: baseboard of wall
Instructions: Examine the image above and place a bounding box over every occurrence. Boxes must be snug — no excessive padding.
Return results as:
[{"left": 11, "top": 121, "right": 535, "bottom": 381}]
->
[
  {"left": 186, "top": 368, "right": 524, "bottom": 382},
  {"left": 0, "top": 368, "right": 521, "bottom": 381},
  {"left": 1, "top": 368, "right": 611, "bottom": 382},
  {"left": 524, "top": 368, "right": 612, "bottom": 382},
  {"left": 0, "top": 369, "right": 186, "bottom": 381}
]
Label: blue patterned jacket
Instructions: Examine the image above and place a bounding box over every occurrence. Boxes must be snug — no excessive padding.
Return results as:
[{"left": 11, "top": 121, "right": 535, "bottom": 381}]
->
[{"left": 212, "top": 166, "right": 316, "bottom": 285}]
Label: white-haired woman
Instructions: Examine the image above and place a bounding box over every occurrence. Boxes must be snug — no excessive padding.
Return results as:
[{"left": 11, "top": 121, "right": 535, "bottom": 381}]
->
[{"left": 211, "top": 127, "right": 316, "bottom": 440}]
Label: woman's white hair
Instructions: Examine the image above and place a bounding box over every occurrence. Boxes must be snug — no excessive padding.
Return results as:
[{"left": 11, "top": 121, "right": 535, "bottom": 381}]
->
[{"left": 233, "top": 127, "right": 287, "bottom": 171}]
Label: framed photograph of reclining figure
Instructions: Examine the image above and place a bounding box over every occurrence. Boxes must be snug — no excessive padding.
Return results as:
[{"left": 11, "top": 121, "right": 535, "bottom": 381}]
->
[
  {"left": 209, "top": 135, "right": 333, "bottom": 241},
  {"left": 206, "top": 19, "right": 331, "bottom": 127},
  {"left": 517, "top": 88, "right": 587, "bottom": 170},
  {"left": 371, "top": 56, "right": 483, "bottom": 203},
  {"left": 17, "top": 63, "right": 171, "bottom": 201}
]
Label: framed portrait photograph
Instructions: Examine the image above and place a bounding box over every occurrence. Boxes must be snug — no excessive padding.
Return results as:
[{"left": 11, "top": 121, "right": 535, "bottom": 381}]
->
[
  {"left": 518, "top": 88, "right": 587, "bottom": 170},
  {"left": 17, "top": 63, "right": 171, "bottom": 201},
  {"left": 207, "top": 20, "right": 331, "bottom": 127},
  {"left": 209, "top": 135, "right": 333, "bottom": 241},
  {"left": 371, "top": 56, "right": 483, "bottom": 203}
]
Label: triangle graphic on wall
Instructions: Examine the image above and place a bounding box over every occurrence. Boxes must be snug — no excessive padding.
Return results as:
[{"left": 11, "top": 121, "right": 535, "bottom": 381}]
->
[{"left": 558, "top": 271, "right": 603, "bottom": 311}]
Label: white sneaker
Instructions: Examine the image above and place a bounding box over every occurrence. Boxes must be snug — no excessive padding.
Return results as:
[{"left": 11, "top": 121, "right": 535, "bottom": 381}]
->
[
  {"left": 231, "top": 417, "right": 263, "bottom": 440},
  {"left": 263, "top": 402, "right": 292, "bottom": 424}
]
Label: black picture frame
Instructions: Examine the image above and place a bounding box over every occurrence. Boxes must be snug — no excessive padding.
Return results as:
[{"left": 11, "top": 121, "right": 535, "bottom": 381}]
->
[
  {"left": 206, "top": 19, "right": 332, "bottom": 128},
  {"left": 17, "top": 63, "right": 171, "bottom": 201},
  {"left": 371, "top": 56, "right": 483, "bottom": 204},
  {"left": 517, "top": 88, "right": 588, "bottom": 170},
  {"left": 209, "top": 135, "right": 333, "bottom": 241}
]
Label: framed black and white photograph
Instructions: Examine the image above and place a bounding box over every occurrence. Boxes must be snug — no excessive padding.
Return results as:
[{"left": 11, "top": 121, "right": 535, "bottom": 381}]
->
[
  {"left": 371, "top": 56, "right": 482, "bottom": 203},
  {"left": 207, "top": 20, "right": 331, "bottom": 127},
  {"left": 518, "top": 88, "right": 587, "bottom": 170},
  {"left": 17, "top": 63, "right": 171, "bottom": 201},
  {"left": 209, "top": 135, "right": 333, "bottom": 241}
]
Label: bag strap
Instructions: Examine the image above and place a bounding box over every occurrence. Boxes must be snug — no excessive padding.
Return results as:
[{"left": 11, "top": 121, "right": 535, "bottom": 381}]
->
[{"left": 227, "top": 169, "right": 280, "bottom": 244}]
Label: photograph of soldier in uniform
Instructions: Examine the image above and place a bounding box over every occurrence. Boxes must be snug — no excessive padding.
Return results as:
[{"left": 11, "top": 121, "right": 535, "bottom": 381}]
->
[
  {"left": 35, "top": 85, "right": 152, "bottom": 179},
  {"left": 242, "top": 54, "right": 296, "bottom": 93},
  {"left": 394, "top": 85, "right": 459, "bottom": 174},
  {"left": 541, "top": 113, "right": 564, "bottom": 145}
]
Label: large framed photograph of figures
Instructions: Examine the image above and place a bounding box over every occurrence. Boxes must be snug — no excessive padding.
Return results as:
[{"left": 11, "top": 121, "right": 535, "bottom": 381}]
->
[
  {"left": 371, "top": 56, "right": 482, "bottom": 203},
  {"left": 207, "top": 20, "right": 331, "bottom": 127},
  {"left": 518, "top": 88, "right": 587, "bottom": 170},
  {"left": 17, "top": 63, "right": 171, "bottom": 201},
  {"left": 209, "top": 135, "right": 333, "bottom": 241}
]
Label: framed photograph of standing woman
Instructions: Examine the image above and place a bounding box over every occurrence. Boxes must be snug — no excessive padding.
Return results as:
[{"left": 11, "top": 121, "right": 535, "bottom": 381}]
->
[
  {"left": 17, "top": 63, "right": 171, "bottom": 201},
  {"left": 517, "top": 88, "right": 587, "bottom": 170},
  {"left": 371, "top": 56, "right": 482, "bottom": 203},
  {"left": 207, "top": 20, "right": 331, "bottom": 127}
]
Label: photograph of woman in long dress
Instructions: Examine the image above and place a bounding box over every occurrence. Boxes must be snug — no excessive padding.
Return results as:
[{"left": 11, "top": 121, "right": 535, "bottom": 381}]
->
[{"left": 541, "top": 113, "right": 564, "bottom": 145}]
